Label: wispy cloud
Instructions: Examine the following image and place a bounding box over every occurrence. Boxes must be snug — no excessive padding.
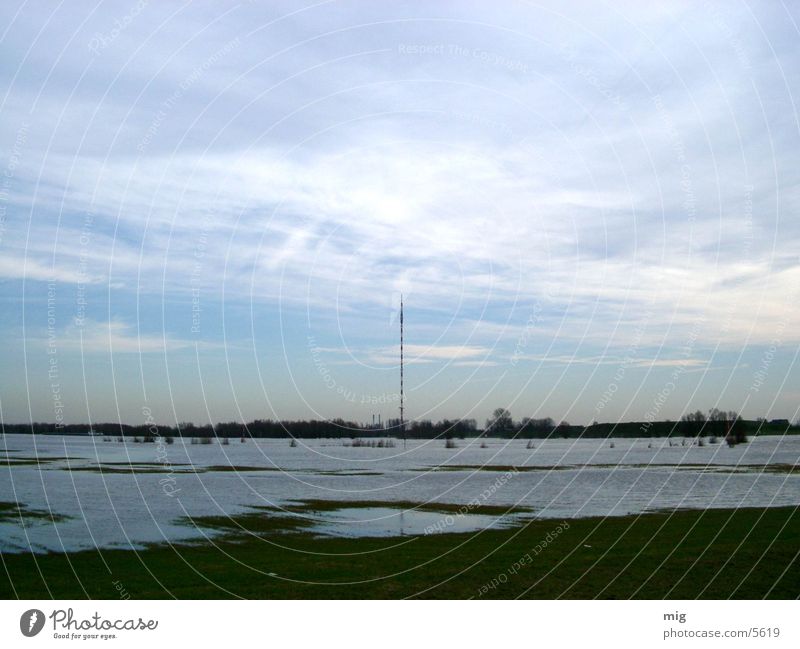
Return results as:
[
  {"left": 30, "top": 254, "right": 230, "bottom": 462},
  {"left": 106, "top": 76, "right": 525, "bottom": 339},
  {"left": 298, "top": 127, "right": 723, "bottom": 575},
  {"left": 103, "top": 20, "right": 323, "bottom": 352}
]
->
[
  {"left": 36, "top": 320, "right": 194, "bottom": 355},
  {"left": 327, "top": 343, "right": 492, "bottom": 365},
  {"left": 512, "top": 354, "right": 709, "bottom": 369}
]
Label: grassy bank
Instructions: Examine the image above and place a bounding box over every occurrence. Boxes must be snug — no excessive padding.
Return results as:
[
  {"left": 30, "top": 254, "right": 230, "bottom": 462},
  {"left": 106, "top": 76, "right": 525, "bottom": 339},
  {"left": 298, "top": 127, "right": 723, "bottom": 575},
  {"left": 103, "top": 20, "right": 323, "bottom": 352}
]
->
[{"left": 1, "top": 505, "right": 798, "bottom": 599}]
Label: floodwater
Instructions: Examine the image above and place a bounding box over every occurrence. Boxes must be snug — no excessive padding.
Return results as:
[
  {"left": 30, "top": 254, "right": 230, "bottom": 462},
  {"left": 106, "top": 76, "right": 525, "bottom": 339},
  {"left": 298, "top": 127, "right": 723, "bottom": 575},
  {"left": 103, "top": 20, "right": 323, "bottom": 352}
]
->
[
  {"left": 307, "top": 507, "right": 522, "bottom": 538},
  {"left": 0, "top": 433, "right": 798, "bottom": 553}
]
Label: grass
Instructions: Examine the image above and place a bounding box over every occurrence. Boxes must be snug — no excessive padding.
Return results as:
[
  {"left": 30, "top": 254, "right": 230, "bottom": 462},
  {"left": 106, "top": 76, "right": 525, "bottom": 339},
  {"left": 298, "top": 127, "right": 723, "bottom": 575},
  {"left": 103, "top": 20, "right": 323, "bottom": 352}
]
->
[
  {"left": 284, "top": 499, "right": 533, "bottom": 516},
  {"left": 0, "top": 456, "right": 80, "bottom": 467},
  {"left": 183, "top": 506, "right": 316, "bottom": 536},
  {"left": 316, "top": 470, "right": 385, "bottom": 476},
  {"left": 57, "top": 464, "right": 285, "bottom": 474},
  {"left": 175, "top": 500, "right": 527, "bottom": 539},
  {"left": 0, "top": 501, "right": 70, "bottom": 524},
  {"left": 67, "top": 466, "right": 185, "bottom": 474},
  {"left": 433, "top": 462, "right": 800, "bottom": 474},
  {"left": 66, "top": 465, "right": 390, "bottom": 475},
  {"left": 99, "top": 461, "right": 192, "bottom": 466},
  {"left": 202, "top": 465, "right": 280, "bottom": 473},
  {"left": 0, "top": 505, "right": 797, "bottom": 599}
]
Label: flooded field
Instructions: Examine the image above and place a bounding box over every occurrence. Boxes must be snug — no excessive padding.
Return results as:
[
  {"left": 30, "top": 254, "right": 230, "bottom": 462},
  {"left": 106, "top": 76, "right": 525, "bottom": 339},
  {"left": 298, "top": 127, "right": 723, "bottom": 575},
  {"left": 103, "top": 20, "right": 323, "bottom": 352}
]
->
[{"left": 1, "top": 433, "right": 798, "bottom": 553}]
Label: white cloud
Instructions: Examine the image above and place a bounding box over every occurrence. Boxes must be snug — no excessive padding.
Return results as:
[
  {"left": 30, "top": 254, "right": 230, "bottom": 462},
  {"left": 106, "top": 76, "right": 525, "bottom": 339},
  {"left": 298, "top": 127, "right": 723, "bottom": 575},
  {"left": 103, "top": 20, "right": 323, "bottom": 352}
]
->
[
  {"left": 323, "top": 343, "right": 492, "bottom": 366},
  {"left": 44, "top": 319, "right": 194, "bottom": 355}
]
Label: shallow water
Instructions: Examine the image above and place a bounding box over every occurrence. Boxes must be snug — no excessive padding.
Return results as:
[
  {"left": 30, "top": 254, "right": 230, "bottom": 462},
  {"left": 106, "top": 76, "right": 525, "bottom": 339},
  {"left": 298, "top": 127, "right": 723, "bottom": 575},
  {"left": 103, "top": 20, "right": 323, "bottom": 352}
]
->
[
  {"left": 0, "top": 433, "right": 798, "bottom": 552},
  {"left": 307, "top": 507, "right": 521, "bottom": 538}
]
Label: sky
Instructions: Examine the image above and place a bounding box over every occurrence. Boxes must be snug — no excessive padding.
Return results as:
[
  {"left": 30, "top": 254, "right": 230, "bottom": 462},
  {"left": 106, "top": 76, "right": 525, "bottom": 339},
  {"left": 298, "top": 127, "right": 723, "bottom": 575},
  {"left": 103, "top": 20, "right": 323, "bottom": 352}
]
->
[{"left": 0, "top": 0, "right": 799, "bottom": 428}]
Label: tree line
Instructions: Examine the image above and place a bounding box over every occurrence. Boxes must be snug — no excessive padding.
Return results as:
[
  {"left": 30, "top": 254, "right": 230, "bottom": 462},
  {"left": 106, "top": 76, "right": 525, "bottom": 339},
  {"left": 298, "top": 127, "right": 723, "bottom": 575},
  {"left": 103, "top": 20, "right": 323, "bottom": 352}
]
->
[
  {"left": 2, "top": 408, "right": 796, "bottom": 441},
  {"left": 482, "top": 407, "right": 795, "bottom": 443},
  {"left": 0, "top": 417, "right": 477, "bottom": 440}
]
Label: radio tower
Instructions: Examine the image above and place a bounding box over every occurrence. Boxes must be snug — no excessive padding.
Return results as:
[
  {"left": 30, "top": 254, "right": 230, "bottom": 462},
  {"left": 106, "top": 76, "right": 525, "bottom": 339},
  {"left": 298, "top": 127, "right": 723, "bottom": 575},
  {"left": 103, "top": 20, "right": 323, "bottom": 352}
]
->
[{"left": 400, "top": 294, "right": 405, "bottom": 448}]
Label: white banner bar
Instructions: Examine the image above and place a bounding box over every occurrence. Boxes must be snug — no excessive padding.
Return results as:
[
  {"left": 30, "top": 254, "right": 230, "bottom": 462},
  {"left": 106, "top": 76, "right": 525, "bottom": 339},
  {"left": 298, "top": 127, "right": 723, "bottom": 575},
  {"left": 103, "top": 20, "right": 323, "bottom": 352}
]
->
[{"left": 1, "top": 600, "right": 797, "bottom": 648}]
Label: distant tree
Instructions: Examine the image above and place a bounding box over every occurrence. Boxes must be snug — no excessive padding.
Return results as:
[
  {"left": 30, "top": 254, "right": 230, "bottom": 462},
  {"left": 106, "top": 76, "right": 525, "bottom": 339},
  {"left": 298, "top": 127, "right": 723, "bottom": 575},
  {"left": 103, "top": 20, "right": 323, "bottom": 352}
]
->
[
  {"left": 708, "top": 408, "right": 729, "bottom": 422},
  {"left": 690, "top": 409, "right": 747, "bottom": 446},
  {"left": 486, "top": 408, "right": 513, "bottom": 437},
  {"left": 726, "top": 412, "right": 747, "bottom": 446},
  {"left": 681, "top": 410, "right": 707, "bottom": 423},
  {"left": 456, "top": 419, "right": 477, "bottom": 439},
  {"left": 517, "top": 417, "right": 555, "bottom": 438},
  {"left": 681, "top": 410, "right": 707, "bottom": 437}
]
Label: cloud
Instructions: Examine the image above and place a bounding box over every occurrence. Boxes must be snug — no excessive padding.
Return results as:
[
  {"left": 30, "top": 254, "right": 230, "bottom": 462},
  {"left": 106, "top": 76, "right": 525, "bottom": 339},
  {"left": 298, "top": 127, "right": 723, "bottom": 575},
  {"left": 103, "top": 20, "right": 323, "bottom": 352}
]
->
[
  {"left": 0, "top": 255, "right": 101, "bottom": 285},
  {"left": 452, "top": 360, "right": 502, "bottom": 367},
  {"left": 43, "top": 319, "right": 194, "bottom": 355},
  {"left": 510, "top": 354, "right": 709, "bottom": 369},
  {"left": 325, "top": 343, "right": 492, "bottom": 366}
]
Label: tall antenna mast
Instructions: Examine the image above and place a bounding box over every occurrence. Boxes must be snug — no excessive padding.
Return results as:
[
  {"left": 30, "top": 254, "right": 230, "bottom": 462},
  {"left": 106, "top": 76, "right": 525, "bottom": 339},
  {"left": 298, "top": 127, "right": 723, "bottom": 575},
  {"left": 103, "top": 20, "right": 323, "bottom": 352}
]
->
[{"left": 400, "top": 294, "right": 405, "bottom": 448}]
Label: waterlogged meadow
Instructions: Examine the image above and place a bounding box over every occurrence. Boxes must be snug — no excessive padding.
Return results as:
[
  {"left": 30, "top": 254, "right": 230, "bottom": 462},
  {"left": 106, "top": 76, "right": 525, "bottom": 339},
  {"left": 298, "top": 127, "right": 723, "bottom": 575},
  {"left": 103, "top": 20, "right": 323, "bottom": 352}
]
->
[{"left": 1, "top": 433, "right": 798, "bottom": 553}]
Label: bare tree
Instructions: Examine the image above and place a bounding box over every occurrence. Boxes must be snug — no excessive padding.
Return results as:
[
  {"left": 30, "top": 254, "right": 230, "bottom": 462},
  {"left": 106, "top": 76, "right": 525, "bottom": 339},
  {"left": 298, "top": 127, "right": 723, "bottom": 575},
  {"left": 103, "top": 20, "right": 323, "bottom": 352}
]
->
[{"left": 485, "top": 408, "right": 513, "bottom": 437}]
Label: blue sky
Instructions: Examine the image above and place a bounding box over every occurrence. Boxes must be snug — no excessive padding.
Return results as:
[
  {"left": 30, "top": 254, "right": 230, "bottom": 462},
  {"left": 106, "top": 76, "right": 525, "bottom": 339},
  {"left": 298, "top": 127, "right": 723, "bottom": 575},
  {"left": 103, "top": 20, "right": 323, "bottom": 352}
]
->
[{"left": 1, "top": 0, "right": 799, "bottom": 427}]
